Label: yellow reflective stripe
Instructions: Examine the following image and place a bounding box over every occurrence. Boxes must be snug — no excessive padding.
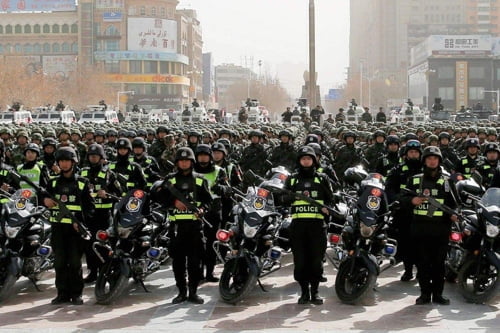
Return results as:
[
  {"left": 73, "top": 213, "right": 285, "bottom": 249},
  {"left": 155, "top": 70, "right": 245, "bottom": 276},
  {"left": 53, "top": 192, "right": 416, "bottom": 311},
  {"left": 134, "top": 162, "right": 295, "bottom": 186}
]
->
[
  {"left": 400, "top": 184, "right": 407, "bottom": 189},
  {"left": 292, "top": 200, "right": 324, "bottom": 206},
  {"left": 147, "top": 182, "right": 153, "bottom": 188},
  {"left": 292, "top": 213, "right": 324, "bottom": 219},
  {"left": 126, "top": 182, "right": 135, "bottom": 188},
  {"left": 196, "top": 177, "right": 203, "bottom": 186},
  {"left": 413, "top": 210, "right": 444, "bottom": 217},
  {"left": 78, "top": 181, "right": 85, "bottom": 190},
  {"left": 169, "top": 178, "right": 176, "bottom": 184},
  {"left": 402, "top": 165, "right": 409, "bottom": 171},
  {"left": 462, "top": 159, "right": 467, "bottom": 165},
  {"left": 172, "top": 214, "right": 197, "bottom": 220},
  {"left": 437, "top": 178, "right": 444, "bottom": 185},
  {"left": 98, "top": 171, "right": 106, "bottom": 178},
  {"left": 81, "top": 170, "right": 88, "bottom": 177},
  {"left": 95, "top": 203, "right": 113, "bottom": 209},
  {"left": 49, "top": 217, "right": 73, "bottom": 223},
  {"left": 413, "top": 177, "right": 421, "bottom": 185},
  {"left": 0, "top": 198, "right": 9, "bottom": 204}
]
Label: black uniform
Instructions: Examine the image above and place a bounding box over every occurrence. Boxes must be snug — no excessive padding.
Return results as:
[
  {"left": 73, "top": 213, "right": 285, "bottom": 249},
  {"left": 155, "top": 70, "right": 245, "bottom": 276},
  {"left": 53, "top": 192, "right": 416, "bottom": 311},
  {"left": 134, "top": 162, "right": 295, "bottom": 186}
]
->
[
  {"left": 269, "top": 142, "right": 297, "bottom": 172},
  {"left": 109, "top": 156, "right": 147, "bottom": 195},
  {"left": 240, "top": 143, "right": 267, "bottom": 177},
  {"left": 402, "top": 169, "right": 457, "bottom": 303},
  {"left": 43, "top": 172, "right": 94, "bottom": 303},
  {"left": 283, "top": 147, "right": 334, "bottom": 304}
]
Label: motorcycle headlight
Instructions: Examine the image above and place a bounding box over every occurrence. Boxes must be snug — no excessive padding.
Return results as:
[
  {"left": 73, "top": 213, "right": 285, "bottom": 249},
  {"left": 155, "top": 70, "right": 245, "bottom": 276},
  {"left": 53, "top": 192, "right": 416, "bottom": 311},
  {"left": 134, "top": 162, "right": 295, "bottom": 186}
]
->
[
  {"left": 243, "top": 222, "right": 258, "bottom": 238},
  {"left": 486, "top": 222, "right": 499, "bottom": 238},
  {"left": 4, "top": 225, "right": 21, "bottom": 239},
  {"left": 359, "top": 222, "right": 374, "bottom": 238},
  {"left": 117, "top": 226, "right": 133, "bottom": 239}
]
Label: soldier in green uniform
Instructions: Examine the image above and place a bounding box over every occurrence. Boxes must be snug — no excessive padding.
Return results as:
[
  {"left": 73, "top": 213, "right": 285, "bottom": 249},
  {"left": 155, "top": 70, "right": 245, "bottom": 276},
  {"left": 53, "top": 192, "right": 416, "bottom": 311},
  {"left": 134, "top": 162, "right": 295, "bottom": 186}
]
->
[{"left": 6, "top": 130, "right": 30, "bottom": 167}]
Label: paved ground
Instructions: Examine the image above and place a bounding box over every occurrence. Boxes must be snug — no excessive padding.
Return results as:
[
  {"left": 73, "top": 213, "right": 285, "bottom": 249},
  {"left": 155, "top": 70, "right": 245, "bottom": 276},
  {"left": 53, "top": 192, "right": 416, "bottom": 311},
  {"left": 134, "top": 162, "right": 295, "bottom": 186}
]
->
[{"left": 0, "top": 252, "right": 498, "bottom": 333}]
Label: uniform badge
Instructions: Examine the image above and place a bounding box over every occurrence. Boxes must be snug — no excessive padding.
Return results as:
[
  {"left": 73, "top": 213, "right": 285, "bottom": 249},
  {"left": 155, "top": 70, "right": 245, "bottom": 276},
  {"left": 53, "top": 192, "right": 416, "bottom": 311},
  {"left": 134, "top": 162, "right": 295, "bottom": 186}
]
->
[
  {"left": 60, "top": 195, "right": 68, "bottom": 202},
  {"left": 126, "top": 197, "right": 141, "bottom": 212},
  {"left": 15, "top": 198, "right": 27, "bottom": 210},
  {"left": 304, "top": 182, "right": 311, "bottom": 188},
  {"left": 303, "top": 190, "right": 310, "bottom": 197},
  {"left": 423, "top": 189, "right": 431, "bottom": 197},
  {"left": 253, "top": 197, "right": 265, "bottom": 210},
  {"left": 181, "top": 183, "right": 189, "bottom": 190},
  {"left": 366, "top": 196, "right": 381, "bottom": 210}
]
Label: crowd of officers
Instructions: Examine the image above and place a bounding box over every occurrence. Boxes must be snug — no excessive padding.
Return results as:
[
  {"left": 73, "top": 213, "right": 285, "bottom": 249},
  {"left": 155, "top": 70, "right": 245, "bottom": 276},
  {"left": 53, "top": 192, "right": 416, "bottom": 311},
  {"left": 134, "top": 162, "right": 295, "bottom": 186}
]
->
[{"left": 0, "top": 114, "right": 499, "bottom": 306}]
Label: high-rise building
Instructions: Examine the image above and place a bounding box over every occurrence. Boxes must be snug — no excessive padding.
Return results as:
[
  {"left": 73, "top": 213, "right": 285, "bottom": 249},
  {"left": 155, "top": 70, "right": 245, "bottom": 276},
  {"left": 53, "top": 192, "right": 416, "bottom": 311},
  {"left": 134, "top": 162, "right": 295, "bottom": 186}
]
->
[
  {"left": 0, "top": 0, "right": 203, "bottom": 110},
  {"left": 202, "top": 52, "right": 215, "bottom": 106},
  {"left": 465, "top": 0, "right": 500, "bottom": 35}
]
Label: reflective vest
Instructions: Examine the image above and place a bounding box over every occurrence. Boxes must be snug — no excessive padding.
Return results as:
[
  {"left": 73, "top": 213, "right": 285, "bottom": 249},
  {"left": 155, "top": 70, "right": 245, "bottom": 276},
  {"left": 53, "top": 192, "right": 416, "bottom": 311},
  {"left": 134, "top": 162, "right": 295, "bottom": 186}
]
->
[
  {"left": 0, "top": 168, "right": 10, "bottom": 204},
  {"left": 49, "top": 179, "right": 85, "bottom": 224},
  {"left": 290, "top": 176, "right": 324, "bottom": 220},
  {"left": 201, "top": 165, "right": 221, "bottom": 198},
  {"left": 80, "top": 168, "right": 113, "bottom": 209},
  {"left": 412, "top": 176, "right": 445, "bottom": 217},
  {"left": 168, "top": 176, "right": 204, "bottom": 222},
  {"left": 109, "top": 162, "right": 135, "bottom": 195},
  {"left": 130, "top": 156, "right": 155, "bottom": 188},
  {"left": 17, "top": 163, "right": 42, "bottom": 191}
]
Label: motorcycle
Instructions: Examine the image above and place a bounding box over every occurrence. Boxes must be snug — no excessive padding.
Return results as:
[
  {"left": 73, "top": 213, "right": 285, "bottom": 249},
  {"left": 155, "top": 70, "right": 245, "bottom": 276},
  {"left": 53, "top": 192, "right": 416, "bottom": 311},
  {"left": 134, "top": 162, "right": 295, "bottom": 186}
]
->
[
  {"left": 214, "top": 167, "right": 291, "bottom": 304},
  {"left": 93, "top": 189, "right": 168, "bottom": 304},
  {"left": 335, "top": 171, "right": 398, "bottom": 304},
  {"left": 0, "top": 188, "right": 53, "bottom": 302},
  {"left": 457, "top": 187, "right": 500, "bottom": 303}
]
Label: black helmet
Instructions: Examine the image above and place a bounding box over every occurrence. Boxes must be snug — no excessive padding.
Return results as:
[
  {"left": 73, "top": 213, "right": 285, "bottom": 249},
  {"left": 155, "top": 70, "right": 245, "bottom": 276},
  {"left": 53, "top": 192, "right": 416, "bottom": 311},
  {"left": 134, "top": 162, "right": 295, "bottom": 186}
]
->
[
  {"left": 211, "top": 142, "right": 227, "bottom": 155},
  {"left": 195, "top": 143, "right": 212, "bottom": 156},
  {"left": 217, "top": 138, "right": 231, "bottom": 152},
  {"left": 116, "top": 138, "right": 132, "bottom": 150},
  {"left": 218, "top": 128, "right": 232, "bottom": 137},
  {"left": 106, "top": 128, "right": 118, "bottom": 137},
  {"left": 484, "top": 143, "right": 500, "bottom": 155},
  {"left": 343, "top": 131, "right": 357, "bottom": 141},
  {"left": 248, "top": 130, "right": 263, "bottom": 139},
  {"left": 438, "top": 132, "right": 451, "bottom": 140},
  {"left": 56, "top": 147, "right": 78, "bottom": 163},
  {"left": 297, "top": 145, "right": 318, "bottom": 166},
  {"left": 188, "top": 130, "right": 201, "bottom": 138},
  {"left": 87, "top": 143, "right": 106, "bottom": 159},
  {"left": 131, "top": 137, "right": 147, "bottom": 149},
  {"left": 95, "top": 129, "right": 106, "bottom": 137},
  {"left": 175, "top": 147, "right": 195, "bottom": 163},
  {"left": 42, "top": 138, "right": 58, "bottom": 149},
  {"left": 385, "top": 135, "right": 400, "bottom": 146},
  {"left": 373, "top": 130, "right": 386, "bottom": 140},
  {"left": 404, "top": 139, "right": 422, "bottom": 155},
  {"left": 137, "top": 129, "right": 148, "bottom": 137},
  {"left": 404, "top": 132, "right": 418, "bottom": 141},
  {"left": 279, "top": 129, "right": 293, "bottom": 139},
  {"left": 465, "top": 138, "right": 480, "bottom": 148},
  {"left": 305, "top": 134, "right": 319, "bottom": 144},
  {"left": 156, "top": 125, "right": 168, "bottom": 135},
  {"left": 307, "top": 142, "right": 322, "bottom": 156},
  {"left": 24, "top": 143, "right": 40, "bottom": 156},
  {"left": 421, "top": 146, "right": 442, "bottom": 162}
]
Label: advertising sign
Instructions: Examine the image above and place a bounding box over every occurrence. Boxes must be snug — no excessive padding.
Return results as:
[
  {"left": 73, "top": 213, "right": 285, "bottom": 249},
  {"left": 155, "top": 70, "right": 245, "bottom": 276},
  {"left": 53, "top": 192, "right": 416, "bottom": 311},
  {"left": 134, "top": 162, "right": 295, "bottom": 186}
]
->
[
  {"left": 103, "top": 12, "right": 122, "bottom": 22},
  {"left": 42, "top": 55, "right": 77, "bottom": 78},
  {"left": 128, "top": 18, "right": 177, "bottom": 53},
  {"left": 0, "top": 0, "right": 76, "bottom": 12},
  {"left": 456, "top": 61, "right": 468, "bottom": 110},
  {"left": 429, "top": 35, "right": 491, "bottom": 56},
  {"left": 95, "top": 0, "right": 124, "bottom": 9},
  {"left": 105, "top": 73, "right": 189, "bottom": 85}
]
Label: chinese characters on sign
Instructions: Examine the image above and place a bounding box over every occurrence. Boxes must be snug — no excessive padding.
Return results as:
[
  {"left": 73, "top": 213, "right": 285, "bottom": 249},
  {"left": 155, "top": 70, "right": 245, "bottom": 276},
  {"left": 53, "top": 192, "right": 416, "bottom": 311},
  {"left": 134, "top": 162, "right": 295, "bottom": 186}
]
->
[
  {"left": 444, "top": 38, "right": 479, "bottom": 49},
  {"left": 456, "top": 61, "right": 468, "bottom": 110},
  {"left": 0, "top": 0, "right": 76, "bottom": 12},
  {"left": 128, "top": 18, "right": 177, "bottom": 53}
]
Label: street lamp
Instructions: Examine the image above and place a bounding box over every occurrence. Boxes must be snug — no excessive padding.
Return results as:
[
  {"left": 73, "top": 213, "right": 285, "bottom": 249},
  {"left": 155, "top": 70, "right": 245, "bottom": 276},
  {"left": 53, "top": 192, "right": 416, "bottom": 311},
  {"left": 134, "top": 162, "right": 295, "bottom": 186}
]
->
[
  {"left": 117, "top": 91, "right": 135, "bottom": 113},
  {"left": 483, "top": 90, "right": 500, "bottom": 115}
]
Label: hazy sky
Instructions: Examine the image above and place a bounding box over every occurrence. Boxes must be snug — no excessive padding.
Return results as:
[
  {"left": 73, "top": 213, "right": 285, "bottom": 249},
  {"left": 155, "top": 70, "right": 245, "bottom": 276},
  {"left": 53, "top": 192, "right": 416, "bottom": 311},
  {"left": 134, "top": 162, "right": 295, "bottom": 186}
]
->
[{"left": 177, "top": 0, "right": 350, "bottom": 98}]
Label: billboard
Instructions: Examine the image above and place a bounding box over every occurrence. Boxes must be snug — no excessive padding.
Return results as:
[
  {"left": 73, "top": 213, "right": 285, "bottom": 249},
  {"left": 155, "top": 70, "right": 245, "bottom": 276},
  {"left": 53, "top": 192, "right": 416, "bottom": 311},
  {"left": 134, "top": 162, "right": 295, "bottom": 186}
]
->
[
  {"left": 428, "top": 35, "right": 491, "bottom": 56},
  {"left": 456, "top": 61, "right": 468, "bottom": 110},
  {"left": 0, "top": 0, "right": 76, "bottom": 12},
  {"left": 42, "top": 55, "right": 77, "bottom": 78},
  {"left": 128, "top": 18, "right": 177, "bottom": 53},
  {"left": 103, "top": 12, "right": 122, "bottom": 22}
]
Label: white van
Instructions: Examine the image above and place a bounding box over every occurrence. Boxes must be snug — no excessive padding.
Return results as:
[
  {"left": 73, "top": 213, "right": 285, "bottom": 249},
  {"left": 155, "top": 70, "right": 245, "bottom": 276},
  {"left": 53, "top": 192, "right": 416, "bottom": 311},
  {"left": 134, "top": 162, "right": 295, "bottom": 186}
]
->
[
  {"left": 148, "top": 109, "right": 170, "bottom": 122},
  {"left": 60, "top": 110, "right": 77, "bottom": 124},
  {"left": 34, "top": 112, "right": 61, "bottom": 124},
  {"left": 13, "top": 111, "right": 32, "bottom": 124},
  {"left": 79, "top": 107, "right": 119, "bottom": 124},
  {"left": 0, "top": 112, "right": 14, "bottom": 124}
]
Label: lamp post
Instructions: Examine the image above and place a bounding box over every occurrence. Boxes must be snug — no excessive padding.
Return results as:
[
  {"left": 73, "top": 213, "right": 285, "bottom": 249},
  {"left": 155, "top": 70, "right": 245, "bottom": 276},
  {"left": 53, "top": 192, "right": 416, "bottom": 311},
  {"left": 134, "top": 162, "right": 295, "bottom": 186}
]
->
[
  {"left": 483, "top": 90, "right": 500, "bottom": 115},
  {"left": 309, "top": 0, "right": 317, "bottom": 108},
  {"left": 117, "top": 91, "right": 135, "bottom": 113}
]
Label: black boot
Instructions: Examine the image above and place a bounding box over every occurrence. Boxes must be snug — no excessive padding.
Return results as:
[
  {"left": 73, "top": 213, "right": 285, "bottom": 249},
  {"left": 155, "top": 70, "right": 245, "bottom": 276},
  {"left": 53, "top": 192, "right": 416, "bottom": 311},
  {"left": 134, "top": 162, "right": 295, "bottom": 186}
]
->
[
  {"left": 205, "top": 264, "right": 219, "bottom": 282},
  {"left": 297, "top": 282, "right": 310, "bottom": 304},
  {"left": 415, "top": 293, "right": 431, "bottom": 305},
  {"left": 188, "top": 286, "right": 204, "bottom": 304},
  {"left": 172, "top": 287, "right": 187, "bottom": 304},
  {"left": 310, "top": 281, "right": 324, "bottom": 305},
  {"left": 51, "top": 293, "right": 70, "bottom": 305},
  {"left": 432, "top": 294, "right": 450, "bottom": 305},
  {"left": 83, "top": 270, "right": 97, "bottom": 284}
]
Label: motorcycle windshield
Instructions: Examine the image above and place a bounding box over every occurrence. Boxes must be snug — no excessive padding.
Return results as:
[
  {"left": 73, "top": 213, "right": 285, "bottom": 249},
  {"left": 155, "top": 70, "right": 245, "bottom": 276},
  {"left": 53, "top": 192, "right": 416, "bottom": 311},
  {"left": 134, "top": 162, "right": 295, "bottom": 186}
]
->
[
  {"left": 117, "top": 190, "right": 148, "bottom": 227},
  {"left": 481, "top": 188, "right": 500, "bottom": 208},
  {"left": 243, "top": 186, "right": 276, "bottom": 213},
  {"left": 243, "top": 211, "right": 265, "bottom": 227},
  {"left": 5, "top": 189, "right": 38, "bottom": 225}
]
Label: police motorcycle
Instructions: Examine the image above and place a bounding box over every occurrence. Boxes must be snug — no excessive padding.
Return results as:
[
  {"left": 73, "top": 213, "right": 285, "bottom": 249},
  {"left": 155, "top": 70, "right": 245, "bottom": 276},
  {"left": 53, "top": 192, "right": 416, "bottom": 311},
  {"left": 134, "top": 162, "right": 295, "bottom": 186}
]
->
[
  {"left": 214, "top": 166, "right": 291, "bottom": 304},
  {"left": 457, "top": 187, "right": 500, "bottom": 303},
  {"left": 444, "top": 176, "right": 484, "bottom": 282},
  {"left": 92, "top": 189, "right": 168, "bottom": 304},
  {"left": 335, "top": 169, "right": 398, "bottom": 304},
  {"left": 0, "top": 188, "right": 53, "bottom": 302}
]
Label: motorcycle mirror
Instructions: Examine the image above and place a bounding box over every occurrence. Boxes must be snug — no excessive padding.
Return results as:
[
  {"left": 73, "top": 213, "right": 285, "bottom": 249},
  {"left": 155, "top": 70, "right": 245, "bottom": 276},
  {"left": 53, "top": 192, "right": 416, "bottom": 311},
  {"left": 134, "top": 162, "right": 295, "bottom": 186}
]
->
[
  {"left": 243, "top": 170, "right": 257, "bottom": 184},
  {"left": 389, "top": 201, "right": 401, "bottom": 211}
]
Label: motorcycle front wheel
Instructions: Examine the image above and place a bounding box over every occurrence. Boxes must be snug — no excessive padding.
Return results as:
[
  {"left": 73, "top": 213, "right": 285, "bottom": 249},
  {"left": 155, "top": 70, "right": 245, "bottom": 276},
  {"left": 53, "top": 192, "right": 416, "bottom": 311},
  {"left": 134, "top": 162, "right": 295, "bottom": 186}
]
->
[
  {"left": 219, "top": 257, "right": 258, "bottom": 304},
  {"left": 335, "top": 256, "right": 377, "bottom": 304},
  {"left": 457, "top": 256, "right": 500, "bottom": 304},
  {"left": 95, "top": 258, "right": 129, "bottom": 305}
]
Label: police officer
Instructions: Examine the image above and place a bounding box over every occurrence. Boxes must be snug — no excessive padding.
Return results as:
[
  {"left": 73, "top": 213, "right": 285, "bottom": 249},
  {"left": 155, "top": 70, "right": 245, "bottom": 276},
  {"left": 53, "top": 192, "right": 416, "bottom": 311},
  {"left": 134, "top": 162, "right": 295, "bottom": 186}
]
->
[
  {"left": 79, "top": 144, "right": 121, "bottom": 283},
  {"left": 374, "top": 135, "right": 400, "bottom": 176},
  {"left": 0, "top": 140, "right": 19, "bottom": 203},
  {"left": 16, "top": 143, "right": 50, "bottom": 192},
  {"left": 148, "top": 125, "right": 169, "bottom": 162},
  {"left": 131, "top": 137, "right": 161, "bottom": 190},
  {"left": 438, "top": 132, "right": 460, "bottom": 173},
  {"left": 6, "top": 130, "right": 29, "bottom": 166},
  {"left": 269, "top": 130, "right": 297, "bottom": 172},
  {"left": 152, "top": 147, "right": 212, "bottom": 304},
  {"left": 283, "top": 146, "right": 335, "bottom": 305},
  {"left": 477, "top": 143, "right": 499, "bottom": 188},
  {"left": 365, "top": 130, "right": 386, "bottom": 167},
  {"left": 240, "top": 130, "right": 268, "bottom": 177},
  {"left": 334, "top": 131, "right": 365, "bottom": 181},
  {"left": 376, "top": 107, "right": 387, "bottom": 123},
  {"left": 402, "top": 146, "right": 458, "bottom": 305},
  {"left": 109, "top": 138, "right": 147, "bottom": 196},
  {"left": 456, "top": 138, "right": 485, "bottom": 178},
  {"left": 193, "top": 144, "right": 231, "bottom": 282},
  {"left": 42, "top": 147, "right": 94, "bottom": 305},
  {"left": 385, "top": 139, "right": 423, "bottom": 281},
  {"left": 41, "top": 138, "right": 60, "bottom": 177},
  {"left": 160, "top": 134, "right": 177, "bottom": 176}
]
